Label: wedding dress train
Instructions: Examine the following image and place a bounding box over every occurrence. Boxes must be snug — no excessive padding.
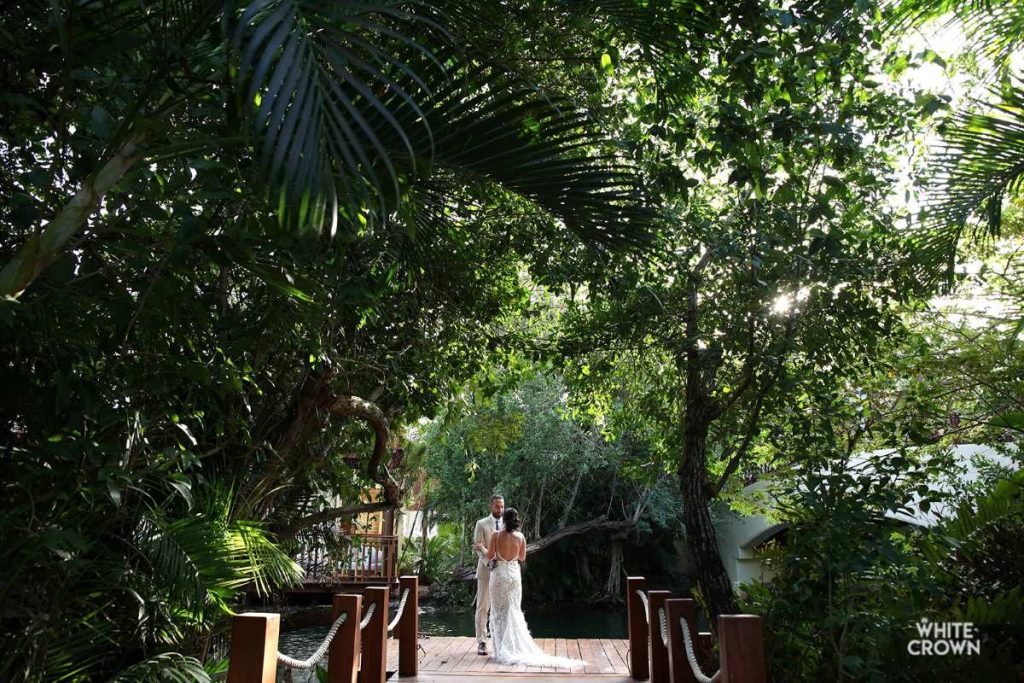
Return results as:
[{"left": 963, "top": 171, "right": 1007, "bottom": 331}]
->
[{"left": 488, "top": 549, "right": 585, "bottom": 668}]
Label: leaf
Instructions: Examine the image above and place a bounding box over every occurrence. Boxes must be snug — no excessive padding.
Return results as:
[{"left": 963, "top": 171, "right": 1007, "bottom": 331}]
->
[
  {"left": 174, "top": 422, "right": 198, "bottom": 446},
  {"left": 600, "top": 52, "right": 614, "bottom": 77},
  {"left": 168, "top": 476, "right": 194, "bottom": 509},
  {"left": 249, "top": 263, "right": 313, "bottom": 302},
  {"left": 991, "top": 411, "right": 1024, "bottom": 430},
  {"left": 106, "top": 479, "right": 122, "bottom": 507}
]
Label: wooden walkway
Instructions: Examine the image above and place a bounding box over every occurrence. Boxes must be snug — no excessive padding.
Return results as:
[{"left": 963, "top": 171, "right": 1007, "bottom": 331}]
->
[{"left": 385, "top": 636, "right": 632, "bottom": 680}]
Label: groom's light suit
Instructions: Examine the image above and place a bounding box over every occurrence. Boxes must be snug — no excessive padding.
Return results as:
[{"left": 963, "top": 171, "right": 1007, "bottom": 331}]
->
[{"left": 473, "top": 514, "right": 502, "bottom": 645}]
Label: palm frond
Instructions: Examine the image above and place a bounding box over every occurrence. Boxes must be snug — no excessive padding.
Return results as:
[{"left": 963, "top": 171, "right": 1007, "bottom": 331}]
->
[
  {"left": 887, "top": 0, "right": 1024, "bottom": 75},
  {"left": 395, "top": 58, "right": 656, "bottom": 246},
  {"left": 952, "top": 587, "right": 1024, "bottom": 625},
  {"left": 231, "top": 1, "right": 655, "bottom": 244},
  {"left": 230, "top": 520, "right": 305, "bottom": 596},
  {"left": 911, "top": 79, "right": 1024, "bottom": 285},
  {"left": 231, "top": 0, "right": 445, "bottom": 233},
  {"left": 107, "top": 653, "right": 210, "bottom": 683},
  {"left": 134, "top": 484, "right": 302, "bottom": 619},
  {"left": 939, "top": 468, "right": 1024, "bottom": 543}
]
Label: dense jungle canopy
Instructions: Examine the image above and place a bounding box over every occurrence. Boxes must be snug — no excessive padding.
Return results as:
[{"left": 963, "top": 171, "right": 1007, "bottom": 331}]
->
[{"left": 1, "top": 0, "right": 1023, "bottom": 680}]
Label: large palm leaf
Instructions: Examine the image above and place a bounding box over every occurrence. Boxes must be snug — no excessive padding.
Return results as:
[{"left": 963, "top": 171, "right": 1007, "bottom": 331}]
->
[
  {"left": 230, "top": 0, "right": 655, "bottom": 243},
  {"left": 889, "top": 0, "right": 1024, "bottom": 285},
  {"left": 888, "top": 0, "right": 1024, "bottom": 75},
  {"left": 134, "top": 488, "right": 303, "bottom": 622},
  {"left": 912, "top": 81, "right": 1024, "bottom": 285},
  {"left": 1, "top": 0, "right": 656, "bottom": 298}
]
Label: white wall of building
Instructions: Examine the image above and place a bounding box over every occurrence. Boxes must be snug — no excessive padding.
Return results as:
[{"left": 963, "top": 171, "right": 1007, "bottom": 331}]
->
[{"left": 713, "top": 444, "right": 1017, "bottom": 586}]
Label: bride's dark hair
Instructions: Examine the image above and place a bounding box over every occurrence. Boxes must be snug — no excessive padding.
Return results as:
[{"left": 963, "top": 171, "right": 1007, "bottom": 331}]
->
[{"left": 502, "top": 508, "right": 520, "bottom": 532}]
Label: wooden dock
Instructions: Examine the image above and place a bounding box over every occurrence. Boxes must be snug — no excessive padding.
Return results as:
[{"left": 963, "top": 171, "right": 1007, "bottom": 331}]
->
[{"left": 385, "top": 636, "right": 632, "bottom": 680}]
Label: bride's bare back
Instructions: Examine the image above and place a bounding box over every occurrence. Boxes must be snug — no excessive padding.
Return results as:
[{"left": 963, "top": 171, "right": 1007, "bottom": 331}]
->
[{"left": 488, "top": 530, "right": 525, "bottom": 561}]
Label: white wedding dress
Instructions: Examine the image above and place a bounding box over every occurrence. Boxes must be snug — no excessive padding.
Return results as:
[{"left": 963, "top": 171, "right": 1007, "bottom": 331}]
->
[{"left": 488, "top": 535, "right": 585, "bottom": 668}]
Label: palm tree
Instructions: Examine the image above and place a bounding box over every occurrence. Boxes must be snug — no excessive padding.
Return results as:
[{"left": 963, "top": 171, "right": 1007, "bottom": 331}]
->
[{"left": 0, "top": 0, "right": 659, "bottom": 299}]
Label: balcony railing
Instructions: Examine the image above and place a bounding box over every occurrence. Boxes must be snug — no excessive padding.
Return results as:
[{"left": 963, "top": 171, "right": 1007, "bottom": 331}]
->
[{"left": 298, "top": 533, "right": 399, "bottom": 585}]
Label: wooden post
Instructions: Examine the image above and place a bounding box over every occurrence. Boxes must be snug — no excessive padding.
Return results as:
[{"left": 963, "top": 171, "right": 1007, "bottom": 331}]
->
[
  {"left": 227, "top": 613, "right": 279, "bottom": 683},
  {"left": 648, "top": 591, "right": 671, "bottom": 683},
  {"left": 329, "top": 594, "right": 361, "bottom": 683},
  {"left": 718, "top": 615, "right": 766, "bottom": 683},
  {"left": 697, "top": 632, "right": 714, "bottom": 673},
  {"left": 626, "top": 576, "right": 649, "bottom": 681},
  {"left": 397, "top": 575, "right": 419, "bottom": 677},
  {"left": 665, "top": 598, "right": 697, "bottom": 683},
  {"left": 360, "top": 585, "right": 390, "bottom": 683}
]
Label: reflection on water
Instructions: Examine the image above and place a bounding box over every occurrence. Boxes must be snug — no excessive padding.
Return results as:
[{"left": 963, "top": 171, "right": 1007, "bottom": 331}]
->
[{"left": 275, "top": 603, "right": 626, "bottom": 680}]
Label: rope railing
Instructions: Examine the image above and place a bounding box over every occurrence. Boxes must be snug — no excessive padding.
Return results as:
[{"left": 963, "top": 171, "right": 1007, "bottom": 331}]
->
[
  {"left": 360, "top": 601, "right": 378, "bottom": 630},
  {"left": 277, "top": 612, "right": 348, "bottom": 670},
  {"left": 636, "top": 589, "right": 650, "bottom": 624},
  {"left": 387, "top": 587, "right": 411, "bottom": 633},
  {"left": 679, "top": 616, "right": 720, "bottom": 683},
  {"left": 657, "top": 606, "right": 669, "bottom": 647}
]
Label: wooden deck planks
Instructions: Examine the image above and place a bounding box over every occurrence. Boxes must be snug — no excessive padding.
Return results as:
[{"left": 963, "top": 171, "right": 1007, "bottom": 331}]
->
[{"left": 389, "top": 637, "right": 629, "bottom": 677}]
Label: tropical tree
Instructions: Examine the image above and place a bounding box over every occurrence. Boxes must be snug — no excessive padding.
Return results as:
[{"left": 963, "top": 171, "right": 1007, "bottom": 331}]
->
[
  {"left": 0, "top": 0, "right": 655, "bottom": 300},
  {"left": 422, "top": 370, "right": 684, "bottom": 602},
  {"left": 0, "top": 1, "right": 669, "bottom": 679},
  {"left": 553, "top": 0, "right": 926, "bottom": 620}
]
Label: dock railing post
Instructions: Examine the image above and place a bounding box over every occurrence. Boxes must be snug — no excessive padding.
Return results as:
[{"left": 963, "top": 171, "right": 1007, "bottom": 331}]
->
[
  {"left": 360, "top": 585, "right": 390, "bottom": 683},
  {"left": 648, "top": 590, "right": 671, "bottom": 683},
  {"left": 397, "top": 575, "right": 419, "bottom": 677},
  {"left": 718, "top": 614, "right": 766, "bottom": 683},
  {"left": 626, "top": 576, "right": 650, "bottom": 680},
  {"left": 227, "top": 613, "right": 280, "bottom": 683},
  {"left": 329, "top": 594, "right": 362, "bottom": 683}
]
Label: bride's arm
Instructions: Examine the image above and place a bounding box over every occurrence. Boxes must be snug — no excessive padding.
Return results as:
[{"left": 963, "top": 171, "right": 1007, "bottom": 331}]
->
[
  {"left": 485, "top": 531, "right": 497, "bottom": 560},
  {"left": 517, "top": 533, "right": 526, "bottom": 561}
]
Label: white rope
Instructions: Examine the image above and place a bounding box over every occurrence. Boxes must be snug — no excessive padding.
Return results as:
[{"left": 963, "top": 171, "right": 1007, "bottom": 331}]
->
[
  {"left": 635, "top": 590, "right": 650, "bottom": 624},
  {"left": 277, "top": 613, "right": 347, "bottom": 670},
  {"left": 360, "top": 602, "right": 378, "bottom": 630},
  {"left": 679, "top": 616, "right": 720, "bottom": 683},
  {"left": 658, "top": 607, "right": 669, "bottom": 647},
  {"left": 387, "top": 588, "right": 411, "bottom": 633}
]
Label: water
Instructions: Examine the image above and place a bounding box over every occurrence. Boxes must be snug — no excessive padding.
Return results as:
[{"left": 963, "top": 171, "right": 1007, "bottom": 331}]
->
[{"left": 274, "top": 603, "right": 626, "bottom": 680}]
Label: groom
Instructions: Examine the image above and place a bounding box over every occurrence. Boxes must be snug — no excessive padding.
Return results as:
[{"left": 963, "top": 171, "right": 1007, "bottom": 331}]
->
[{"left": 473, "top": 494, "right": 504, "bottom": 655}]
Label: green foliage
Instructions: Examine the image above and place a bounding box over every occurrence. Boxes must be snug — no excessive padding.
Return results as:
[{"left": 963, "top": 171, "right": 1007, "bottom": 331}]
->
[
  {"left": 399, "top": 524, "right": 461, "bottom": 585},
  {"left": 743, "top": 454, "right": 1024, "bottom": 681},
  {"left": 893, "top": 0, "right": 1024, "bottom": 284},
  {"left": 1, "top": 0, "right": 1018, "bottom": 679},
  {"left": 106, "top": 653, "right": 210, "bottom": 683},
  {"left": 422, "top": 370, "right": 684, "bottom": 602}
]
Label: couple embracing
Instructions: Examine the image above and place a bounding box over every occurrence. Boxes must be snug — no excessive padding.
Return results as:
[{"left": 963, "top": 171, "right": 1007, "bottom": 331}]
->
[{"left": 471, "top": 494, "right": 584, "bottom": 668}]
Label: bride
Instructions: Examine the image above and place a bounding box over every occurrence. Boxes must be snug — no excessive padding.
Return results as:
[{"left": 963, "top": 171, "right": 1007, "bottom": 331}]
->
[{"left": 476, "top": 508, "right": 585, "bottom": 668}]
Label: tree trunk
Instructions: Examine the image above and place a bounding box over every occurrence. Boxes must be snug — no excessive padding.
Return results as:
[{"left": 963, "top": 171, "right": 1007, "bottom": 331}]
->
[
  {"left": 605, "top": 538, "right": 624, "bottom": 599},
  {"left": 0, "top": 133, "right": 146, "bottom": 298},
  {"left": 419, "top": 505, "right": 430, "bottom": 576},
  {"left": 559, "top": 468, "right": 584, "bottom": 528},
  {"left": 525, "top": 517, "right": 633, "bottom": 556},
  {"left": 679, "top": 417, "right": 739, "bottom": 623}
]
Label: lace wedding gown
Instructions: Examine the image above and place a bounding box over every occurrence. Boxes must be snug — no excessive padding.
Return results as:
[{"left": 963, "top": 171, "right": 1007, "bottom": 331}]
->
[{"left": 488, "top": 543, "right": 585, "bottom": 668}]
